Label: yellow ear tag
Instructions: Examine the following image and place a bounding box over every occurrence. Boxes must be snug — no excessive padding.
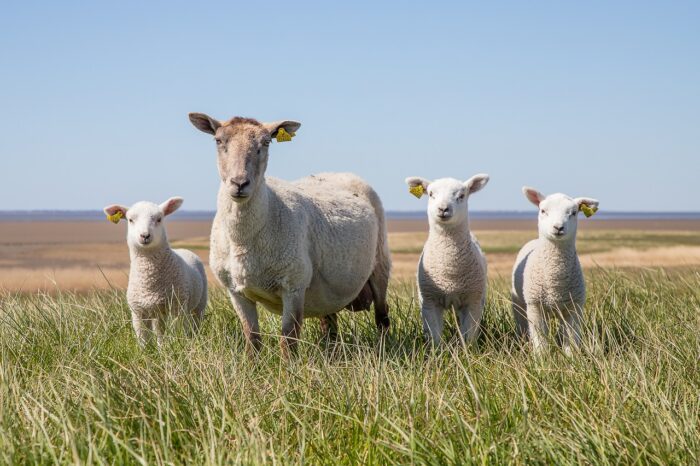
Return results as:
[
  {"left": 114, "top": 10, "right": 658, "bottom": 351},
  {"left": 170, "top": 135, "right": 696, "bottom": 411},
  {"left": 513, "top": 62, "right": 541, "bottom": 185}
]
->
[
  {"left": 276, "top": 127, "right": 295, "bottom": 142},
  {"left": 580, "top": 204, "right": 598, "bottom": 218},
  {"left": 409, "top": 185, "right": 425, "bottom": 198},
  {"left": 107, "top": 211, "right": 124, "bottom": 224}
]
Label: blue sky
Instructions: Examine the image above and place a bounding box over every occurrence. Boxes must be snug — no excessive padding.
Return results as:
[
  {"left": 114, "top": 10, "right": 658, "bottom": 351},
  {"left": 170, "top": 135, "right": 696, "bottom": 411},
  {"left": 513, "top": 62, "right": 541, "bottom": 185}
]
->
[{"left": 1, "top": 1, "right": 698, "bottom": 211}]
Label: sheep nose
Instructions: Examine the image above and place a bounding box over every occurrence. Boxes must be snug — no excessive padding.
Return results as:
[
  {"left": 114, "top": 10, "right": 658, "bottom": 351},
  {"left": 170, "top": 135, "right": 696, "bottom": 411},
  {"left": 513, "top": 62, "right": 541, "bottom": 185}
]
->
[
  {"left": 438, "top": 206, "right": 450, "bottom": 214},
  {"left": 554, "top": 225, "right": 565, "bottom": 233},
  {"left": 140, "top": 233, "right": 151, "bottom": 240},
  {"left": 229, "top": 178, "right": 250, "bottom": 192}
]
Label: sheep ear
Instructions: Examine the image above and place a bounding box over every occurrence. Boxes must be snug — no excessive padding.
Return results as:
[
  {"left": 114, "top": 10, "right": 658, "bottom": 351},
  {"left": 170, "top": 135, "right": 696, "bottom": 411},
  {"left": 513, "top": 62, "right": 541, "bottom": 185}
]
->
[
  {"left": 522, "top": 186, "right": 545, "bottom": 207},
  {"left": 160, "top": 197, "right": 184, "bottom": 216},
  {"left": 405, "top": 177, "right": 431, "bottom": 198},
  {"left": 405, "top": 177, "right": 430, "bottom": 190},
  {"left": 264, "top": 120, "right": 302, "bottom": 141},
  {"left": 103, "top": 205, "right": 128, "bottom": 223},
  {"left": 464, "top": 174, "right": 489, "bottom": 194},
  {"left": 189, "top": 113, "right": 221, "bottom": 135},
  {"left": 575, "top": 197, "right": 599, "bottom": 209}
]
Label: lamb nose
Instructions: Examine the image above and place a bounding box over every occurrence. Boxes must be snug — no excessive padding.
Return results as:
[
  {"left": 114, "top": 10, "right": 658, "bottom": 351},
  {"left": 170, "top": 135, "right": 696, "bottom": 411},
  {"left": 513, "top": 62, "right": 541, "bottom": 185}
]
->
[
  {"left": 554, "top": 225, "right": 564, "bottom": 233},
  {"left": 141, "top": 233, "right": 151, "bottom": 240}
]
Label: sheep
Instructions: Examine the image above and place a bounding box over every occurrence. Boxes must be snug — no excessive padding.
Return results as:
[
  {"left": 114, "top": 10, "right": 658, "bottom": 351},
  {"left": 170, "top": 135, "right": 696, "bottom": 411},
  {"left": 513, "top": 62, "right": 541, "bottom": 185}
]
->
[
  {"left": 188, "top": 113, "right": 391, "bottom": 355},
  {"left": 405, "top": 174, "right": 490, "bottom": 346},
  {"left": 511, "top": 187, "right": 599, "bottom": 354},
  {"left": 103, "top": 197, "right": 208, "bottom": 347}
]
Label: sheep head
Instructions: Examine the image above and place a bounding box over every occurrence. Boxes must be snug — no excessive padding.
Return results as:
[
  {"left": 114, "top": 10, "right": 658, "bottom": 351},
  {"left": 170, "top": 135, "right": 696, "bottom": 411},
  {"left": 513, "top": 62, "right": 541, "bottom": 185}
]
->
[{"left": 189, "top": 113, "right": 301, "bottom": 204}]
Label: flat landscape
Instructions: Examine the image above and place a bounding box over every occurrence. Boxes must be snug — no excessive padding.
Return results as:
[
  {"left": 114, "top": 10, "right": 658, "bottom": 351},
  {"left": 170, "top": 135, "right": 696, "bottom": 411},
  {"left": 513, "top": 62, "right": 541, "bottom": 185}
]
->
[
  {"left": 2, "top": 217, "right": 700, "bottom": 291},
  {"left": 0, "top": 217, "right": 698, "bottom": 463}
]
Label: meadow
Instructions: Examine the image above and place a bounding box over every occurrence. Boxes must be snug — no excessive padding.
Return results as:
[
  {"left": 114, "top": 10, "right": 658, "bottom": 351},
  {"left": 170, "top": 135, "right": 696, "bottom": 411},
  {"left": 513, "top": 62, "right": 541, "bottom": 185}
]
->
[
  {"left": 1, "top": 268, "right": 698, "bottom": 464},
  {"left": 0, "top": 219, "right": 699, "bottom": 463}
]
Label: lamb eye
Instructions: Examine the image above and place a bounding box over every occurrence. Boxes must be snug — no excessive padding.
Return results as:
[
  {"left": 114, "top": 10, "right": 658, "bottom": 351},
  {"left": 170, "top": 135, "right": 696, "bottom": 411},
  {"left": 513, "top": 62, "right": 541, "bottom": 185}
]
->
[
  {"left": 156, "top": 218, "right": 162, "bottom": 223},
  {"left": 429, "top": 192, "right": 434, "bottom": 198},
  {"left": 257, "top": 148, "right": 261, "bottom": 155},
  {"left": 540, "top": 209, "right": 546, "bottom": 215},
  {"left": 128, "top": 218, "right": 133, "bottom": 223},
  {"left": 458, "top": 193, "right": 465, "bottom": 200},
  {"left": 215, "top": 138, "right": 223, "bottom": 145}
]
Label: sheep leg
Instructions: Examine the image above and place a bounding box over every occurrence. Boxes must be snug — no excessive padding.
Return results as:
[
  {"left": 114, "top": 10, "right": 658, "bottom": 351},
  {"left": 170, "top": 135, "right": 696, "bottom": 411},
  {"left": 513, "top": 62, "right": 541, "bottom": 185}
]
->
[
  {"left": 319, "top": 313, "right": 338, "bottom": 341},
  {"left": 131, "top": 311, "right": 151, "bottom": 348},
  {"left": 151, "top": 315, "right": 166, "bottom": 348},
  {"left": 526, "top": 304, "right": 548, "bottom": 353},
  {"left": 512, "top": 295, "right": 529, "bottom": 341},
  {"left": 421, "top": 301, "right": 444, "bottom": 346},
  {"left": 280, "top": 290, "right": 305, "bottom": 357},
  {"left": 558, "top": 308, "right": 583, "bottom": 356},
  {"left": 186, "top": 290, "right": 208, "bottom": 337},
  {"left": 229, "top": 292, "right": 261, "bottom": 352},
  {"left": 457, "top": 297, "right": 484, "bottom": 346},
  {"left": 369, "top": 274, "right": 391, "bottom": 333}
]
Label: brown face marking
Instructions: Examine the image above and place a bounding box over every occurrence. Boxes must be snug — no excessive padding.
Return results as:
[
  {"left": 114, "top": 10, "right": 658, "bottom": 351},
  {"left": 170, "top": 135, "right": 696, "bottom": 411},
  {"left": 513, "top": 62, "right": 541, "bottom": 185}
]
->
[{"left": 214, "top": 118, "right": 272, "bottom": 197}]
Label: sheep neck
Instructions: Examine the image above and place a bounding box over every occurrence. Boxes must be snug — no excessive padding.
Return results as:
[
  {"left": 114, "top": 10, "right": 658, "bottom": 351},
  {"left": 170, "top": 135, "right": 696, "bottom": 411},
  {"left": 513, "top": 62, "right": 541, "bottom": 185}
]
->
[
  {"left": 539, "top": 235, "right": 578, "bottom": 261},
  {"left": 429, "top": 218, "right": 473, "bottom": 247},
  {"left": 129, "top": 241, "right": 177, "bottom": 284},
  {"left": 221, "top": 182, "right": 271, "bottom": 243}
]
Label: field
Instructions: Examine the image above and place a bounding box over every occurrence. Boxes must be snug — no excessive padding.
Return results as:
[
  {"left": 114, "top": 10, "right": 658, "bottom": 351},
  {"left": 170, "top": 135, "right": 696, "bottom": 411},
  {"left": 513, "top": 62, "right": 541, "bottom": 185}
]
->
[{"left": 0, "top": 219, "right": 699, "bottom": 463}]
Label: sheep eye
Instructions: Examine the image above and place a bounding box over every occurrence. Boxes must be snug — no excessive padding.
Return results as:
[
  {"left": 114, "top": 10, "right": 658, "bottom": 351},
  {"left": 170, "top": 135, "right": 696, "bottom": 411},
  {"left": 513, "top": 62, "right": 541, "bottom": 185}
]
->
[
  {"left": 257, "top": 148, "right": 261, "bottom": 155},
  {"left": 540, "top": 209, "right": 546, "bottom": 215},
  {"left": 215, "top": 138, "right": 223, "bottom": 145},
  {"left": 429, "top": 192, "right": 434, "bottom": 198},
  {"left": 262, "top": 139, "right": 271, "bottom": 147},
  {"left": 128, "top": 218, "right": 133, "bottom": 223},
  {"left": 458, "top": 193, "right": 465, "bottom": 201},
  {"left": 156, "top": 217, "right": 162, "bottom": 223}
]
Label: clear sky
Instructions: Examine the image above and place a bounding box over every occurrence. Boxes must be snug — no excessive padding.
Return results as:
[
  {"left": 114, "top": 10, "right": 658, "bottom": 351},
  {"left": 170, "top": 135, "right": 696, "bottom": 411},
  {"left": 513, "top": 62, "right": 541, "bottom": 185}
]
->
[{"left": 1, "top": 1, "right": 698, "bottom": 211}]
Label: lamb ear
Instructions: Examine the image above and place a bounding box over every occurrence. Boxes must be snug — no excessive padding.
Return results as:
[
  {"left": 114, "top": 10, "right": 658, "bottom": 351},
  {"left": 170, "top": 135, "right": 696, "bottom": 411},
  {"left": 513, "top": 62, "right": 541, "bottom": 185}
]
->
[
  {"left": 189, "top": 112, "right": 221, "bottom": 135},
  {"left": 464, "top": 174, "right": 489, "bottom": 194},
  {"left": 405, "top": 176, "right": 431, "bottom": 191},
  {"left": 522, "top": 186, "right": 545, "bottom": 207},
  {"left": 160, "top": 197, "right": 184, "bottom": 216},
  {"left": 264, "top": 120, "right": 302, "bottom": 139},
  {"left": 103, "top": 205, "right": 128, "bottom": 223},
  {"left": 575, "top": 197, "right": 599, "bottom": 209}
]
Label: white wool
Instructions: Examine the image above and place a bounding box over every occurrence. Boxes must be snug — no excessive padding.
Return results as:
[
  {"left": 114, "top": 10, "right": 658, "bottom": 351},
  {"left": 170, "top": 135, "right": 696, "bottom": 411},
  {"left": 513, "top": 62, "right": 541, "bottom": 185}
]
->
[
  {"left": 103, "top": 198, "right": 207, "bottom": 347},
  {"left": 511, "top": 187, "right": 599, "bottom": 354},
  {"left": 405, "top": 174, "right": 490, "bottom": 345},
  {"left": 190, "top": 114, "right": 391, "bottom": 354}
]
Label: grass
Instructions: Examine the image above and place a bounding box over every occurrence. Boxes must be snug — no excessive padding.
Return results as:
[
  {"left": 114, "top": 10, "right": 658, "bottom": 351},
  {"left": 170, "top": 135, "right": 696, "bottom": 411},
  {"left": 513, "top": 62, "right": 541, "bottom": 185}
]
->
[
  {"left": 0, "top": 269, "right": 699, "bottom": 464},
  {"left": 384, "top": 230, "right": 700, "bottom": 256}
]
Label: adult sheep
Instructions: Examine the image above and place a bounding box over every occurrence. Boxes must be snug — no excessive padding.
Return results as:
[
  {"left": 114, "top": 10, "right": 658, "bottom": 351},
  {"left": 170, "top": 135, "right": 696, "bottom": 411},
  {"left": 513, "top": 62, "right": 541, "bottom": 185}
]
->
[{"left": 189, "top": 113, "right": 391, "bottom": 355}]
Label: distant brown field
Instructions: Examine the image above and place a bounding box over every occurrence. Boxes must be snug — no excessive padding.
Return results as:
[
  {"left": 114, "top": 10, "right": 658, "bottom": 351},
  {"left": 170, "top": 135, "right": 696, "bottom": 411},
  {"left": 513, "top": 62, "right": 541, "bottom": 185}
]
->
[{"left": 1, "top": 218, "right": 699, "bottom": 291}]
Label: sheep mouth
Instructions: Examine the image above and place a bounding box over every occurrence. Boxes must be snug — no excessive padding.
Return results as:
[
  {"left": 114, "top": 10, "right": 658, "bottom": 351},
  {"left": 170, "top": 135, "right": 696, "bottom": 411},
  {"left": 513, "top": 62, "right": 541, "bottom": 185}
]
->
[
  {"left": 231, "top": 193, "right": 251, "bottom": 202},
  {"left": 436, "top": 214, "right": 453, "bottom": 221},
  {"left": 139, "top": 238, "right": 153, "bottom": 246}
]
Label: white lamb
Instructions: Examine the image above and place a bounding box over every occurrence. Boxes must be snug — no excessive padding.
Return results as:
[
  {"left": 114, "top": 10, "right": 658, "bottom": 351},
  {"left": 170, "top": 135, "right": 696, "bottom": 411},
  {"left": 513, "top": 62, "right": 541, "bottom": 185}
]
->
[
  {"left": 405, "top": 174, "right": 490, "bottom": 346},
  {"left": 511, "top": 187, "right": 599, "bottom": 354},
  {"left": 103, "top": 197, "right": 207, "bottom": 347},
  {"left": 189, "top": 113, "right": 391, "bottom": 356}
]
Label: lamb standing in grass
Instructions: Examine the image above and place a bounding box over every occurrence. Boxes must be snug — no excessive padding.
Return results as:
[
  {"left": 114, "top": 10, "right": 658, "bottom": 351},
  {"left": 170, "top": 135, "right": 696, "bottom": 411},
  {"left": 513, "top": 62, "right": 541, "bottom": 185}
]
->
[
  {"left": 189, "top": 113, "right": 391, "bottom": 355},
  {"left": 103, "top": 198, "right": 207, "bottom": 347},
  {"left": 405, "top": 174, "right": 490, "bottom": 346},
  {"left": 511, "top": 187, "right": 599, "bottom": 354}
]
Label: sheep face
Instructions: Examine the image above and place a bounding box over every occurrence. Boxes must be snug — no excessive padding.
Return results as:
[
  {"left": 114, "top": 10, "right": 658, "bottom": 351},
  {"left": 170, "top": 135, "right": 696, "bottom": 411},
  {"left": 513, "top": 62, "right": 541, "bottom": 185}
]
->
[
  {"left": 104, "top": 198, "right": 183, "bottom": 251},
  {"left": 189, "top": 113, "right": 301, "bottom": 204},
  {"left": 523, "top": 187, "right": 599, "bottom": 242},
  {"left": 405, "top": 174, "right": 489, "bottom": 225}
]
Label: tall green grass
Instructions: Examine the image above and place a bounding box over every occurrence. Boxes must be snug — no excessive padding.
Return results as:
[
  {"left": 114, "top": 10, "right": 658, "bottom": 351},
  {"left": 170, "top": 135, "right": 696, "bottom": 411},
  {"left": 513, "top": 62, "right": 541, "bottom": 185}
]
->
[{"left": 0, "top": 268, "right": 698, "bottom": 464}]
